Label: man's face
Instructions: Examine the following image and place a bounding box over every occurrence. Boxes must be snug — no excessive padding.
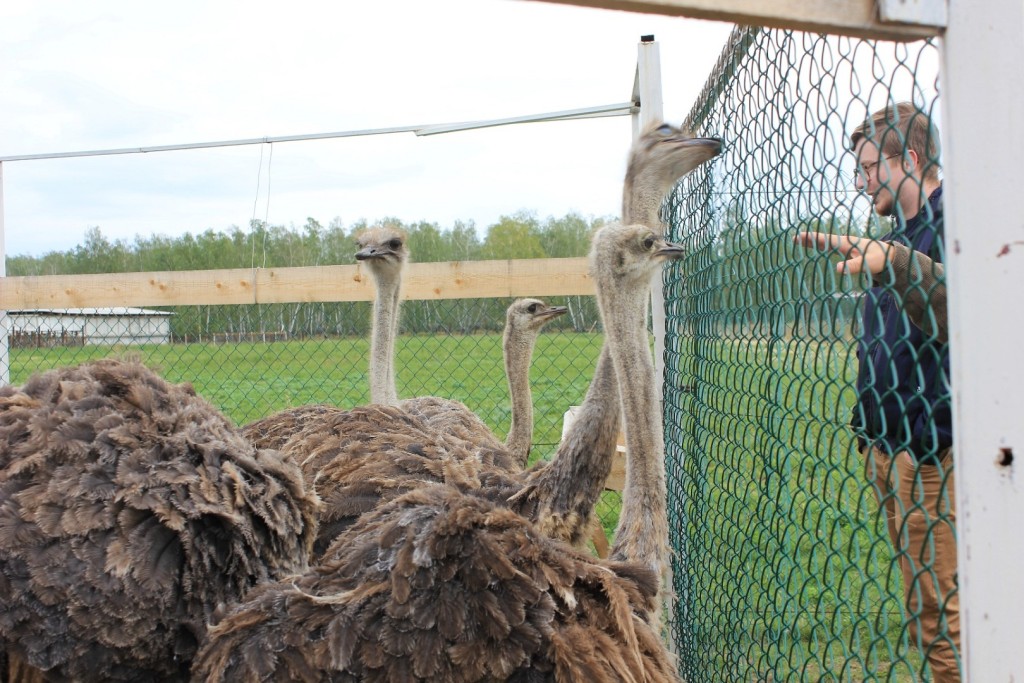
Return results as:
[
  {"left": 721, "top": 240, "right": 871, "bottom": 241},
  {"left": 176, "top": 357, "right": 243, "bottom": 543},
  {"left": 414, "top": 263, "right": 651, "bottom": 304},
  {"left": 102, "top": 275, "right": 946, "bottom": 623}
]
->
[{"left": 854, "top": 137, "right": 910, "bottom": 217}]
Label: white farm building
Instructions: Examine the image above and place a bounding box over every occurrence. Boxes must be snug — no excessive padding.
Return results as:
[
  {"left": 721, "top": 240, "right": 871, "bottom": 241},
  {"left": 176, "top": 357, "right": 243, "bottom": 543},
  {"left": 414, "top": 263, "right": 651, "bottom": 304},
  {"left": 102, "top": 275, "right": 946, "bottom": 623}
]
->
[{"left": 8, "top": 307, "right": 173, "bottom": 347}]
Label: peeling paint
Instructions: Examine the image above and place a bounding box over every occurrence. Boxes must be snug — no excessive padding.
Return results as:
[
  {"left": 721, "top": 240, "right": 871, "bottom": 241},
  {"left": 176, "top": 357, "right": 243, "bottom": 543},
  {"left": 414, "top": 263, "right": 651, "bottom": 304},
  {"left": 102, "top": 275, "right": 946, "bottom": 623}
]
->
[{"left": 995, "top": 240, "right": 1024, "bottom": 257}]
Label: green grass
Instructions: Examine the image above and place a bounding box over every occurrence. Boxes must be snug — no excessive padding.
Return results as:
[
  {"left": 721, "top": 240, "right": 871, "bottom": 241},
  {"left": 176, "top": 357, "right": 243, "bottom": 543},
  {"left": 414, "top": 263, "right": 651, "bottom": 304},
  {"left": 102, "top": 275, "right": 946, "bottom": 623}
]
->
[
  {"left": 9, "top": 332, "right": 603, "bottom": 464},
  {"left": 9, "top": 332, "right": 925, "bottom": 681},
  {"left": 667, "top": 334, "right": 924, "bottom": 682}
]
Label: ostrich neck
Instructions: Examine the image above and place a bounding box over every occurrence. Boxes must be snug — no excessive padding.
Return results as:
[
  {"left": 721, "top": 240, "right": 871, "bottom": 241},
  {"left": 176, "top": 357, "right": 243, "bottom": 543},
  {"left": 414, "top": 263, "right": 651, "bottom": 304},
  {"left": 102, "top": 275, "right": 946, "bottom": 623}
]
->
[
  {"left": 369, "top": 271, "right": 400, "bottom": 406},
  {"left": 504, "top": 332, "right": 536, "bottom": 469},
  {"left": 605, "top": 280, "right": 669, "bottom": 590},
  {"left": 622, "top": 170, "right": 670, "bottom": 234},
  {"left": 512, "top": 346, "right": 621, "bottom": 545}
]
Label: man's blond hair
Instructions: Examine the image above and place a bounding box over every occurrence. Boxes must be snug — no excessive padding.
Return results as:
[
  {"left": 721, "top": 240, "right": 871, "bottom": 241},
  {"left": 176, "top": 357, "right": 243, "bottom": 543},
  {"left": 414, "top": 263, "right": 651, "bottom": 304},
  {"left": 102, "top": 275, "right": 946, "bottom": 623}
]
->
[{"left": 850, "top": 101, "right": 941, "bottom": 182}]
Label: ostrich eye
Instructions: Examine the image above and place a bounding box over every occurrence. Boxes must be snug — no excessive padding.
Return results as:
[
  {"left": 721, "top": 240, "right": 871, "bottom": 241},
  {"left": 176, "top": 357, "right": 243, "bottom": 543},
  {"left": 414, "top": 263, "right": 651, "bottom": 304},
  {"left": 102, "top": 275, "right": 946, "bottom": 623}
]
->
[
  {"left": 656, "top": 123, "right": 674, "bottom": 135},
  {"left": 527, "top": 303, "right": 539, "bottom": 314},
  {"left": 642, "top": 235, "right": 656, "bottom": 250},
  {"left": 388, "top": 239, "right": 402, "bottom": 250}
]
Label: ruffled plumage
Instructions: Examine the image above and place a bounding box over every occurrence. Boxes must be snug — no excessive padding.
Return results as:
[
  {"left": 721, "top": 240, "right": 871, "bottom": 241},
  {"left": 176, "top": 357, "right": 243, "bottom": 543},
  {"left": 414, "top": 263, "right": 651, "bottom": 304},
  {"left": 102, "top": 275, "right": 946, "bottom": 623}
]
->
[{"left": 0, "top": 359, "right": 320, "bottom": 681}]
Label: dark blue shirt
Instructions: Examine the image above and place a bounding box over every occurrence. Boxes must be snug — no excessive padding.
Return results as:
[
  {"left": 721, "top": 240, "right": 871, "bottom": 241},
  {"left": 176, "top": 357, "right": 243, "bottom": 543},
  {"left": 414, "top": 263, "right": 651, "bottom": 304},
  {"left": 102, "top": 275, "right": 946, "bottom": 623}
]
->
[{"left": 854, "top": 186, "right": 951, "bottom": 463}]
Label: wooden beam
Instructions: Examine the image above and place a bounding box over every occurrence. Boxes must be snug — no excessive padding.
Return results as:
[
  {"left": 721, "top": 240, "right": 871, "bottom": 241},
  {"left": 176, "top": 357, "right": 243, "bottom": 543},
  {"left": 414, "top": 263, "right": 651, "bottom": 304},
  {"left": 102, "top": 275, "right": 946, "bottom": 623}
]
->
[
  {"left": 0, "top": 258, "right": 594, "bottom": 310},
  {"left": 526, "top": 0, "right": 943, "bottom": 41}
]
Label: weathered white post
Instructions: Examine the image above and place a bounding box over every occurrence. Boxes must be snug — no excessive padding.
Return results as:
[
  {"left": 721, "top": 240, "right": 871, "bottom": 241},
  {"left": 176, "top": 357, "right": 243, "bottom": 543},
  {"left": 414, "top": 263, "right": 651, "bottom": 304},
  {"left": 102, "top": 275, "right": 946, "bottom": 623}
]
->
[{"left": 940, "top": 0, "right": 1024, "bottom": 678}]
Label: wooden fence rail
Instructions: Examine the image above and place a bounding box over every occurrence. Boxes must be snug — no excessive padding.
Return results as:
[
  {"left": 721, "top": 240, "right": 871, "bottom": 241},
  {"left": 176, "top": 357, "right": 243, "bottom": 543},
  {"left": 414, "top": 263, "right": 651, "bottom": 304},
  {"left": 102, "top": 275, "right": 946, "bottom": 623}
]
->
[{"left": 0, "top": 258, "right": 593, "bottom": 310}]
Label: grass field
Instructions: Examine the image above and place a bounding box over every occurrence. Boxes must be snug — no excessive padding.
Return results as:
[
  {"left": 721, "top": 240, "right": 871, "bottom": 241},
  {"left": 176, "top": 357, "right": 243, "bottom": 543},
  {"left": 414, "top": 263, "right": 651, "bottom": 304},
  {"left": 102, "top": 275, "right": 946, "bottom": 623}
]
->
[
  {"left": 10, "top": 332, "right": 602, "bottom": 454},
  {"left": 666, "top": 335, "right": 923, "bottom": 682},
  {"left": 9, "top": 332, "right": 924, "bottom": 681}
]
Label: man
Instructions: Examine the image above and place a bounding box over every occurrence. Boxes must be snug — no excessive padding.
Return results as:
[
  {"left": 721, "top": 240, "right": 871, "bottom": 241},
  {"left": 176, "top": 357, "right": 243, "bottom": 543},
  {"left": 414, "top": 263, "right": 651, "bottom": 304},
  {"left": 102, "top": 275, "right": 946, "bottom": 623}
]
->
[{"left": 796, "top": 102, "right": 958, "bottom": 682}]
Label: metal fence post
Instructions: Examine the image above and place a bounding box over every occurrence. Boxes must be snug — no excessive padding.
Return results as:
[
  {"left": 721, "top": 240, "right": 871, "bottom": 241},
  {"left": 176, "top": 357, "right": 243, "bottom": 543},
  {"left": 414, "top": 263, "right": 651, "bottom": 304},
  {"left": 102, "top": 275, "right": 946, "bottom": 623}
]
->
[
  {"left": 633, "top": 31, "right": 683, "bottom": 646},
  {"left": 633, "top": 35, "right": 667, "bottom": 395}
]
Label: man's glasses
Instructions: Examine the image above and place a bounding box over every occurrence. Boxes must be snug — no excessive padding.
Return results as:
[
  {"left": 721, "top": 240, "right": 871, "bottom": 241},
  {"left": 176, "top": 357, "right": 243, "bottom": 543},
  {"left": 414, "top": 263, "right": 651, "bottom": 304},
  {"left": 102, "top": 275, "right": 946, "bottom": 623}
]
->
[{"left": 855, "top": 154, "right": 900, "bottom": 180}]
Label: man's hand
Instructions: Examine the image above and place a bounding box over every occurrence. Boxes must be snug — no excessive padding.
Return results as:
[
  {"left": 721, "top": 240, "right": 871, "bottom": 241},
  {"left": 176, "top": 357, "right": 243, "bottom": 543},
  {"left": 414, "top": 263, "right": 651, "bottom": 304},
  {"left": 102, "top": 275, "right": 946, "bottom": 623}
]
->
[{"left": 794, "top": 231, "right": 893, "bottom": 275}]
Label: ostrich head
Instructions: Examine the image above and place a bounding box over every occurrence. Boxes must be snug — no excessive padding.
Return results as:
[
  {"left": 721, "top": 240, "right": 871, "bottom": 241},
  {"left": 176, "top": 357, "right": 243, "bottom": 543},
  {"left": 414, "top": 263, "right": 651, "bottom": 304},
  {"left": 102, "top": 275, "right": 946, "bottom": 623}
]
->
[
  {"left": 590, "top": 223, "right": 685, "bottom": 290},
  {"left": 623, "top": 122, "right": 722, "bottom": 229},
  {"left": 354, "top": 225, "right": 408, "bottom": 274},
  {"left": 506, "top": 298, "right": 568, "bottom": 335}
]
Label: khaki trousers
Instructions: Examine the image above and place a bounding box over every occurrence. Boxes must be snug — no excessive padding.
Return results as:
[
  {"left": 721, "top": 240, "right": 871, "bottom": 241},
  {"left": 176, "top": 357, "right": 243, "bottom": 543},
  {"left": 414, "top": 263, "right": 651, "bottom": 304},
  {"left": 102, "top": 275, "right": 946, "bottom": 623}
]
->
[{"left": 865, "top": 446, "right": 961, "bottom": 682}]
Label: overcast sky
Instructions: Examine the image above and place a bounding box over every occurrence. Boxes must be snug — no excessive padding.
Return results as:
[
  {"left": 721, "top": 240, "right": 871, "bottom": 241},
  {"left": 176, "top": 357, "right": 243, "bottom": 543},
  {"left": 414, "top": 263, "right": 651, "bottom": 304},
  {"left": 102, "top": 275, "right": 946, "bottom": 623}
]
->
[{"left": 0, "top": 0, "right": 734, "bottom": 258}]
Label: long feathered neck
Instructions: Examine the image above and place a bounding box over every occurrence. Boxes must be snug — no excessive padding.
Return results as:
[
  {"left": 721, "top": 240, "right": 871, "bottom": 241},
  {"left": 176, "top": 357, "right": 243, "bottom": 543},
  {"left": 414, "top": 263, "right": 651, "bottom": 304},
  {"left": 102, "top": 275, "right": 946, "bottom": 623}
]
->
[
  {"left": 369, "top": 267, "right": 400, "bottom": 406},
  {"left": 604, "top": 273, "right": 669, "bottom": 613},
  {"left": 504, "top": 328, "right": 536, "bottom": 469},
  {"left": 622, "top": 166, "right": 672, "bottom": 233},
  {"left": 511, "top": 345, "right": 621, "bottom": 546}
]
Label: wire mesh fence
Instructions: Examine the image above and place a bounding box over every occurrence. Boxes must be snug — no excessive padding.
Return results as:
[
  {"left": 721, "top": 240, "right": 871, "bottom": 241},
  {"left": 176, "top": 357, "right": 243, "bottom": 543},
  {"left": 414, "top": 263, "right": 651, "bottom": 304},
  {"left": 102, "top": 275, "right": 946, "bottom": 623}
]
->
[
  {"left": 0, "top": 24, "right": 959, "bottom": 680},
  {"left": 664, "top": 25, "right": 950, "bottom": 682},
  {"left": 4, "top": 298, "right": 601, "bottom": 458}
]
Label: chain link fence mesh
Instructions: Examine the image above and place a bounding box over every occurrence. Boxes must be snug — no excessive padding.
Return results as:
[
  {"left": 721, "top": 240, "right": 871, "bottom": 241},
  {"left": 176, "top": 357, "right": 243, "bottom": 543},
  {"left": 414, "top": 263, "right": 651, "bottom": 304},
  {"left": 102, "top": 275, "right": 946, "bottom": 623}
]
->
[
  {"left": 664, "top": 26, "right": 948, "bottom": 682},
  {"left": 4, "top": 298, "right": 605, "bottom": 484}
]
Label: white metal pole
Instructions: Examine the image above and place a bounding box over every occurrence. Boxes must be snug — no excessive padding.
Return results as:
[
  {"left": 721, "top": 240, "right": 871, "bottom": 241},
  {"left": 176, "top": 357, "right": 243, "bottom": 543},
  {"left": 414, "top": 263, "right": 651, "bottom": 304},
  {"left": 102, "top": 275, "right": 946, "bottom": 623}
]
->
[
  {"left": 635, "top": 36, "right": 667, "bottom": 392},
  {"left": 634, "top": 31, "right": 680, "bottom": 640},
  {"left": 0, "top": 162, "right": 9, "bottom": 386},
  {"left": 940, "top": 1, "right": 1024, "bottom": 679}
]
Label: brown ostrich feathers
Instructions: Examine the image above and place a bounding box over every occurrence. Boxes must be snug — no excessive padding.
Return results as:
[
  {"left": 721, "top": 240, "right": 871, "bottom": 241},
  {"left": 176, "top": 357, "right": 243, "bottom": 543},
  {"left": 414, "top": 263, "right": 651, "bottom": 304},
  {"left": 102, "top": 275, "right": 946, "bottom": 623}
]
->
[
  {"left": 246, "top": 403, "right": 521, "bottom": 559},
  {"left": 0, "top": 359, "right": 320, "bottom": 681},
  {"left": 192, "top": 481, "right": 680, "bottom": 683}
]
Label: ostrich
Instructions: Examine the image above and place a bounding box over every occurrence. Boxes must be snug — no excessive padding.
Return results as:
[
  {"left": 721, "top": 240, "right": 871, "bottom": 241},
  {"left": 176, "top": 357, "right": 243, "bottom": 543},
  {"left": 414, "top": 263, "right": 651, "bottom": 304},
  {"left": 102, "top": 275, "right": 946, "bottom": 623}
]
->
[
  {"left": 508, "top": 123, "right": 720, "bottom": 545},
  {"left": 356, "top": 226, "right": 511, "bottom": 461},
  {"left": 502, "top": 298, "right": 567, "bottom": 467},
  {"left": 596, "top": 223, "right": 686, "bottom": 621},
  {"left": 241, "top": 225, "right": 521, "bottom": 484},
  {"left": 245, "top": 225, "right": 511, "bottom": 464},
  {"left": 191, "top": 220, "right": 692, "bottom": 683},
  {"left": 0, "top": 359, "right": 320, "bottom": 682},
  {"left": 243, "top": 226, "right": 409, "bottom": 451},
  {"left": 242, "top": 123, "right": 720, "bottom": 557}
]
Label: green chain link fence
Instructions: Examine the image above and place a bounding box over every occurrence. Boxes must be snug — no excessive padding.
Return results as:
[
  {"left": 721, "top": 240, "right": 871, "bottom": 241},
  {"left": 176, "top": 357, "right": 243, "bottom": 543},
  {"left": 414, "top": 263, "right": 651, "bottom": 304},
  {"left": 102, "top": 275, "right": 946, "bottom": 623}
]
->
[
  {"left": 664, "top": 25, "right": 948, "bottom": 682},
  {"left": 3, "top": 24, "right": 957, "bottom": 679}
]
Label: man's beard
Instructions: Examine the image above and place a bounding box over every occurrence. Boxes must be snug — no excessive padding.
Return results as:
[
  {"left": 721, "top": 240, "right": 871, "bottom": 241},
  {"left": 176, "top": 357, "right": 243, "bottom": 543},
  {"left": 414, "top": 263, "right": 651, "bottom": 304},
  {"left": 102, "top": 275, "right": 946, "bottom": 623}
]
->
[{"left": 872, "top": 190, "right": 894, "bottom": 217}]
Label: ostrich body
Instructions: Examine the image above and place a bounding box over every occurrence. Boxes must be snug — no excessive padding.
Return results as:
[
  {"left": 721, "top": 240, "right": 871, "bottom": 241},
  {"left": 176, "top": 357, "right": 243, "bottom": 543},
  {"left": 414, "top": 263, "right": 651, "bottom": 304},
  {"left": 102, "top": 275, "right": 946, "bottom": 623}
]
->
[
  {"left": 0, "top": 359, "right": 319, "bottom": 681},
  {"left": 502, "top": 298, "right": 567, "bottom": 467},
  {"left": 192, "top": 224, "right": 692, "bottom": 683}
]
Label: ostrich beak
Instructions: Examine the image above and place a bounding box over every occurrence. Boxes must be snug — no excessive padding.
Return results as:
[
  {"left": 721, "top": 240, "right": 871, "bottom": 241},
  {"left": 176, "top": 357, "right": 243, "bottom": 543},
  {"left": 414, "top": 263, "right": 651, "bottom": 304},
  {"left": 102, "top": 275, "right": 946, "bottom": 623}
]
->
[
  {"left": 666, "top": 136, "right": 723, "bottom": 176},
  {"left": 538, "top": 305, "right": 568, "bottom": 320},
  {"left": 355, "top": 247, "right": 391, "bottom": 261},
  {"left": 655, "top": 240, "right": 685, "bottom": 260},
  {"left": 679, "top": 136, "right": 722, "bottom": 151}
]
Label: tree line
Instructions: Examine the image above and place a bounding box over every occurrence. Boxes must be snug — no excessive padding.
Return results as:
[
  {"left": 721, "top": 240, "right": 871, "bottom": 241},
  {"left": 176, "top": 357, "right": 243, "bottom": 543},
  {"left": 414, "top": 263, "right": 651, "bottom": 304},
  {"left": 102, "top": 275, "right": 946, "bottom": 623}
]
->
[
  {"left": 7, "top": 211, "right": 609, "bottom": 276},
  {"left": 7, "top": 212, "right": 612, "bottom": 338},
  {"left": 7, "top": 208, "right": 880, "bottom": 341}
]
